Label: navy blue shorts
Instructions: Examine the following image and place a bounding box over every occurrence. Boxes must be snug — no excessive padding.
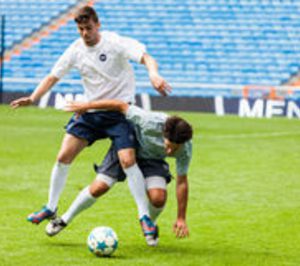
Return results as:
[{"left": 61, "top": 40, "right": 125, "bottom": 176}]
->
[
  {"left": 65, "top": 111, "right": 136, "bottom": 150},
  {"left": 94, "top": 145, "right": 172, "bottom": 183}
]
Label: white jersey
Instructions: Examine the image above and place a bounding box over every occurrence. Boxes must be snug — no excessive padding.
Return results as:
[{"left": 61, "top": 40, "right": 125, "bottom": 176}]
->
[
  {"left": 51, "top": 31, "right": 146, "bottom": 103},
  {"left": 126, "top": 106, "right": 193, "bottom": 176}
]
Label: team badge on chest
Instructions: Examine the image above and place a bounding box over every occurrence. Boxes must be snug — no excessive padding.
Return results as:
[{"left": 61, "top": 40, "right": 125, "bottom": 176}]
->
[{"left": 99, "top": 54, "right": 107, "bottom": 62}]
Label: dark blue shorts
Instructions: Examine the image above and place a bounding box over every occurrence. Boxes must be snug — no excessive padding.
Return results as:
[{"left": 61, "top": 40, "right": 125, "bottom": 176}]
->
[
  {"left": 94, "top": 145, "right": 172, "bottom": 183},
  {"left": 65, "top": 111, "right": 136, "bottom": 150}
]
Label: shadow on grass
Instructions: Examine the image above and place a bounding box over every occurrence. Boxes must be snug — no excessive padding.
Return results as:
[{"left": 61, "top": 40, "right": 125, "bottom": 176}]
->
[
  {"left": 120, "top": 241, "right": 296, "bottom": 264},
  {"left": 42, "top": 240, "right": 126, "bottom": 260},
  {"left": 40, "top": 239, "right": 297, "bottom": 264},
  {"left": 43, "top": 241, "right": 86, "bottom": 248}
]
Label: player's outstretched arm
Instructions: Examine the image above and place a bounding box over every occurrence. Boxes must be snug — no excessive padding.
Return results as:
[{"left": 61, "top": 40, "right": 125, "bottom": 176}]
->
[
  {"left": 64, "top": 99, "right": 129, "bottom": 114},
  {"left": 10, "top": 75, "right": 59, "bottom": 109},
  {"left": 173, "top": 174, "right": 189, "bottom": 238},
  {"left": 141, "top": 53, "right": 172, "bottom": 96}
]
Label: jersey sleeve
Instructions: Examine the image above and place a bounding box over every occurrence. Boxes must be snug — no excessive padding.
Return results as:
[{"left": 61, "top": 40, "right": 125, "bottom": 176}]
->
[
  {"left": 118, "top": 35, "right": 146, "bottom": 63},
  {"left": 176, "top": 141, "right": 192, "bottom": 176},
  {"left": 51, "top": 44, "right": 75, "bottom": 79}
]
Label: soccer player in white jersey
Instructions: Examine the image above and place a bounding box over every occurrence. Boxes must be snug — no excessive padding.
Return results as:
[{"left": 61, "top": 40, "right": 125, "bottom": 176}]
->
[
  {"left": 10, "top": 6, "right": 171, "bottom": 236},
  {"left": 46, "top": 99, "right": 193, "bottom": 246}
]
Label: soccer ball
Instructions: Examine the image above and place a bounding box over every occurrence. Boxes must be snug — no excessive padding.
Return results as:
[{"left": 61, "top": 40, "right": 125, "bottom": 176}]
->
[{"left": 87, "top": 226, "right": 118, "bottom": 257}]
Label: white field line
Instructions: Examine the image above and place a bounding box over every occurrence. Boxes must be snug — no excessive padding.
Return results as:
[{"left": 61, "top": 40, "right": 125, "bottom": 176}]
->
[{"left": 198, "top": 131, "right": 300, "bottom": 140}]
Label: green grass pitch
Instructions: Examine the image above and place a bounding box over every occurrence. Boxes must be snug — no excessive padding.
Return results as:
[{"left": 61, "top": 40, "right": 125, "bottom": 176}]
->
[{"left": 0, "top": 105, "right": 299, "bottom": 266}]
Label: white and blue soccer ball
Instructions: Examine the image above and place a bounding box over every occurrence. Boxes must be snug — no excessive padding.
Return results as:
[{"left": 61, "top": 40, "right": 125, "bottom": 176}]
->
[{"left": 87, "top": 226, "right": 118, "bottom": 257}]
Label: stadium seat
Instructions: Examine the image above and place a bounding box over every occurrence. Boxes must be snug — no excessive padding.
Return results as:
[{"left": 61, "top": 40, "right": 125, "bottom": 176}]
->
[{"left": 2, "top": 0, "right": 300, "bottom": 96}]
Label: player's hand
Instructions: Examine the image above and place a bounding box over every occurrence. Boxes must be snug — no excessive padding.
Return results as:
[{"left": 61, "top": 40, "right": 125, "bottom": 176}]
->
[
  {"left": 10, "top": 97, "right": 33, "bottom": 109},
  {"left": 149, "top": 73, "right": 172, "bottom": 96},
  {"left": 173, "top": 218, "right": 189, "bottom": 238}
]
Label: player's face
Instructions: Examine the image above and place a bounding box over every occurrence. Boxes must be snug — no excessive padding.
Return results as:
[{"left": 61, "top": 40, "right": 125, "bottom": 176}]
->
[
  {"left": 164, "top": 138, "right": 182, "bottom": 156},
  {"left": 77, "top": 20, "right": 100, "bottom": 46}
]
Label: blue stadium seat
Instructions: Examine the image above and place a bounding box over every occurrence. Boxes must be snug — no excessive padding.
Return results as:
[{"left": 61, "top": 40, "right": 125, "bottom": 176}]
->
[
  {"left": 3, "top": 0, "right": 300, "bottom": 96},
  {"left": 1, "top": 0, "right": 77, "bottom": 48}
]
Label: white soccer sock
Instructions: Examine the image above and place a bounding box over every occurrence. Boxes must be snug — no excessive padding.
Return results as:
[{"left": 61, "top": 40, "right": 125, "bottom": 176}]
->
[
  {"left": 149, "top": 203, "right": 164, "bottom": 222},
  {"left": 47, "top": 162, "right": 70, "bottom": 212},
  {"left": 123, "top": 164, "right": 149, "bottom": 219},
  {"left": 61, "top": 186, "right": 96, "bottom": 224}
]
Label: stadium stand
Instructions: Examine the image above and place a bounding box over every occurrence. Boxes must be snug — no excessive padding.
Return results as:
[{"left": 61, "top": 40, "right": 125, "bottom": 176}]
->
[
  {"left": 1, "top": 0, "right": 78, "bottom": 48},
  {"left": 2, "top": 0, "right": 300, "bottom": 97}
]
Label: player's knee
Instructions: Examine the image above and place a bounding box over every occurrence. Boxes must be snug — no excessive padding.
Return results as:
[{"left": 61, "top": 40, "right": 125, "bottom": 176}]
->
[
  {"left": 57, "top": 155, "right": 72, "bottom": 164},
  {"left": 56, "top": 152, "right": 72, "bottom": 164},
  {"left": 148, "top": 190, "right": 166, "bottom": 208},
  {"left": 118, "top": 149, "right": 136, "bottom": 169},
  {"left": 119, "top": 156, "right": 135, "bottom": 169},
  {"left": 150, "top": 197, "right": 166, "bottom": 208},
  {"left": 57, "top": 151, "right": 75, "bottom": 164},
  {"left": 89, "top": 180, "right": 110, "bottom": 198}
]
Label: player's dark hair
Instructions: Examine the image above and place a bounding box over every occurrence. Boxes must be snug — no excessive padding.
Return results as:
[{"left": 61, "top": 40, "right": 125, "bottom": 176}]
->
[
  {"left": 163, "top": 116, "right": 193, "bottom": 144},
  {"left": 74, "top": 6, "right": 99, "bottom": 24}
]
